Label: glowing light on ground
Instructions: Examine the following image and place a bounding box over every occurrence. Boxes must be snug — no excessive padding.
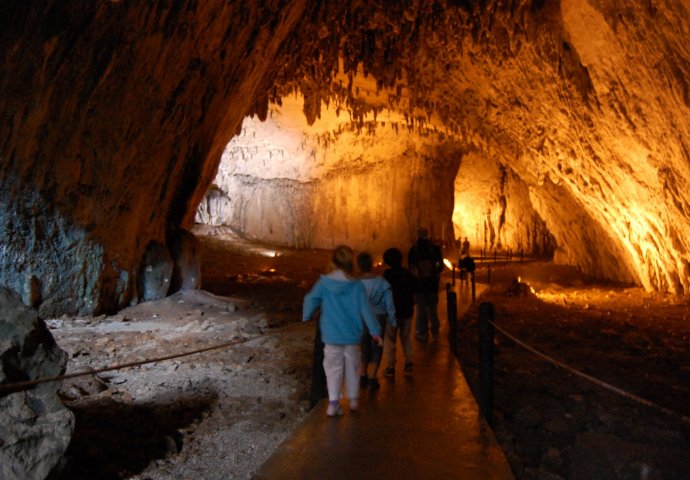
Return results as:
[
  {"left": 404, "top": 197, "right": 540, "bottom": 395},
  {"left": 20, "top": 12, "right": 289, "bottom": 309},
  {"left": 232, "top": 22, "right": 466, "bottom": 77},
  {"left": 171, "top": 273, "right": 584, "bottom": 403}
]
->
[
  {"left": 443, "top": 258, "right": 453, "bottom": 269},
  {"left": 253, "top": 249, "right": 281, "bottom": 257}
]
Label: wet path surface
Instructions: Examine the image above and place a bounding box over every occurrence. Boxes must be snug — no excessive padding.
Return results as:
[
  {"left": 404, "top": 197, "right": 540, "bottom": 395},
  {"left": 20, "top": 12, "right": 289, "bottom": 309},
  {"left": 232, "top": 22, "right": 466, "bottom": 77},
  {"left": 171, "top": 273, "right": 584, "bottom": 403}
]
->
[{"left": 254, "top": 282, "right": 514, "bottom": 480}]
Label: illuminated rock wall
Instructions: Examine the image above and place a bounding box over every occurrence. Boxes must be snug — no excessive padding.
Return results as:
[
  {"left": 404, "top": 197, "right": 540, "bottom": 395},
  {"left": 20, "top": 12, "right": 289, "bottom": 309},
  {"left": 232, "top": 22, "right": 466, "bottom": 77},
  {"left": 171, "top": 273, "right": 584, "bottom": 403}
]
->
[
  {"left": 452, "top": 152, "right": 556, "bottom": 257},
  {"left": 197, "top": 95, "right": 462, "bottom": 254},
  {"left": 529, "top": 179, "right": 639, "bottom": 285},
  {"left": 2, "top": 0, "right": 690, "bottom": 319}
]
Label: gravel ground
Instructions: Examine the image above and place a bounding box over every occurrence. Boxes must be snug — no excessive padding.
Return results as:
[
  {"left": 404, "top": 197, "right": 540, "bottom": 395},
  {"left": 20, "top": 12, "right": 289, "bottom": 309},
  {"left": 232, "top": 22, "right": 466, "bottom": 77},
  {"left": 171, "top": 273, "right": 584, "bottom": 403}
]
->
[
  {"left": 50, "top": 289, "right": 313, "bottom": 479},
  {"left": 49, "top": 228, "right": 322, "bottom": 480},
  {"left": 456, "top": 261, "right": 690, "bottom": 480}
]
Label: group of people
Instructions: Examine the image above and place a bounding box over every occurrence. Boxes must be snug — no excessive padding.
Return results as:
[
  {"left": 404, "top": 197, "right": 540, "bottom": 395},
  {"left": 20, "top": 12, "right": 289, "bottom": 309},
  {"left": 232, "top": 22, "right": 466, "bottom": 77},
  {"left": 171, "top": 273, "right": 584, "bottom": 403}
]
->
[{"left": 302, "top": 228, "right": 444, "bottom": 417}]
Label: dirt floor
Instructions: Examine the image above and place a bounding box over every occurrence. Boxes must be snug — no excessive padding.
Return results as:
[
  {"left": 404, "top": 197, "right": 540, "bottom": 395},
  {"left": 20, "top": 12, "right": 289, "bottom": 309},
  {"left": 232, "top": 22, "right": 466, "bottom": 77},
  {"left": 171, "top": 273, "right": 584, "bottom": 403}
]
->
[
  {"left": 51, "top": 227, "right": 327, "bottom": 480},
  {"left": 48, "top": 228, "right": 690, "bottom": 479},
  {"left": 457, "top": 261, "right": 690, "bottom": 480}
]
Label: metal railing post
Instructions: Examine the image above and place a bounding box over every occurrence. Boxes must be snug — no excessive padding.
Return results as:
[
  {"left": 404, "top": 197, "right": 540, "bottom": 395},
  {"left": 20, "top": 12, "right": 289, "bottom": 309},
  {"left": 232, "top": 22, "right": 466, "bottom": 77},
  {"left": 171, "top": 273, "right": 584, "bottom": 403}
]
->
[
  {"left": 479, "top": 302, "right": 495, "bottom": 427},
  {"left": 446, "top": 283, "right": 458, "bottom": 353},
  {"left": 309, "top": 318, "right": 327, "bottom": 408},
  {"left": 471, "top": 272, "right": 476, "bottom": 303}
]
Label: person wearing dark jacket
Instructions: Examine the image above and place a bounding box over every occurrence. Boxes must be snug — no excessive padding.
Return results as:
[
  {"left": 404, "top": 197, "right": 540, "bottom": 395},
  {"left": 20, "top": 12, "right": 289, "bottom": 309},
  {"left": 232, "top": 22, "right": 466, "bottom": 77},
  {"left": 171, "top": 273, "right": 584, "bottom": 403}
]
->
[
  {"left": 408, "top": 228, "right": 443, "bottom": 341},
  {"left": 382, "top": 247, "right": 416, "bottom": 376}
]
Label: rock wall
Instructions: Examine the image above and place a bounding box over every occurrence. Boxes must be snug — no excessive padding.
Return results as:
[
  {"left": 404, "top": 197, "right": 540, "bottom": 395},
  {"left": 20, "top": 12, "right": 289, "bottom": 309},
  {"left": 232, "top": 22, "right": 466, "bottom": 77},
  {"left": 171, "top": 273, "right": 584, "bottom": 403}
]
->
[
  {"left": 530, "top": 178, "right": 639, "bottom": 285},
  {"left": 0, "top": 1, "right": 307, "bottom": 314},
  {"left": 197, "top": 94, "right": 462, "bottom": 255},
  {"left": 270, "top": 0, "right": 690, "bottom": 291},
  {"left": 452, "top": 152, "right": 556, "bottom": 256},
  {"left": 3, "top": 0, "right": 690, "bottom": 317},
  {"left": 203, "top": 0, "right": 690, "bottom": 291}
]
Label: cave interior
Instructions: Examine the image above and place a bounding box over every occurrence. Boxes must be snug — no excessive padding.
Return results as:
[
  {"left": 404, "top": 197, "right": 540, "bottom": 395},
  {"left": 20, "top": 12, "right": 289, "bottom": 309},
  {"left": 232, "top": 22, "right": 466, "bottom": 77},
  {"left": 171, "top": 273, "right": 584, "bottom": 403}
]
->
[
  {"left": 2, "top": 1, "right": 690, "bottom": 317},
  {"left": 2, "top": 1, "right": 690, "bottom": 479}
]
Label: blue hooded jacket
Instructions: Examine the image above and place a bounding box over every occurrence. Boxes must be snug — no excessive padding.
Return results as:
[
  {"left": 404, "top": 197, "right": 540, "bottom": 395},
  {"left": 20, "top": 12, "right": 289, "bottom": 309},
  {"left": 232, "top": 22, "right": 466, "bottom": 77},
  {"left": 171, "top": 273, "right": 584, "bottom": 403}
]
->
[
  {"left": 303, "top": 270, "right": 381, "bottom": 344},
  {"left": 360, "top": 275, "right": 397, "bottom": 327}
]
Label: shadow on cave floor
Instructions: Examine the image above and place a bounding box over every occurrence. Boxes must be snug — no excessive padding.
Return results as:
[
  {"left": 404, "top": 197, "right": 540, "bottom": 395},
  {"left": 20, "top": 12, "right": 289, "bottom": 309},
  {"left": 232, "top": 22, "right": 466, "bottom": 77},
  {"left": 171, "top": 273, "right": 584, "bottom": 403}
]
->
[
  {"left": 52, "top": 393, "right": 215, "bottom": 480},
  {"left": 195, "top": 226, "right": 333, "bottom": 325}
]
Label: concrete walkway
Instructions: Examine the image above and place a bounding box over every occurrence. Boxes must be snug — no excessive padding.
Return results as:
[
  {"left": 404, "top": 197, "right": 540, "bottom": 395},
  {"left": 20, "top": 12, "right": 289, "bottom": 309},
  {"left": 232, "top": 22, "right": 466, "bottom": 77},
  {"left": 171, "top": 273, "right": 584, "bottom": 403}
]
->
[{"left": 255, "top": 282, "right": 514, "bottom": 480}]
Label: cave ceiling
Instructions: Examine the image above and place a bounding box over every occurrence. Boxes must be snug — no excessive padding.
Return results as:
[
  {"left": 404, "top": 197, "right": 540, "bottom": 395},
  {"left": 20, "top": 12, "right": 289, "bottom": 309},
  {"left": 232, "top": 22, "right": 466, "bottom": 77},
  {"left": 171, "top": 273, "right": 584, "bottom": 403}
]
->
[
  {"left": 260, "top": 0, "right": 690, "bottom": 292},
  {"left": 1, "top": 0, "right": 690, "bottom": 315}
]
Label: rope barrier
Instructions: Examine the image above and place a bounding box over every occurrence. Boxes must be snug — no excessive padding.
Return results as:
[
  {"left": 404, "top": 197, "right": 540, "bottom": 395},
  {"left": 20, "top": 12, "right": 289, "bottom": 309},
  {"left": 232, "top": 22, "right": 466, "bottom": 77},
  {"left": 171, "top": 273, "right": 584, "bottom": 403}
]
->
[
  {"left": 0, "top": 321, "right": 308, "bottom": 394},
  {"left": 487, "top": 318, "right": 690, "bottom": 426}
]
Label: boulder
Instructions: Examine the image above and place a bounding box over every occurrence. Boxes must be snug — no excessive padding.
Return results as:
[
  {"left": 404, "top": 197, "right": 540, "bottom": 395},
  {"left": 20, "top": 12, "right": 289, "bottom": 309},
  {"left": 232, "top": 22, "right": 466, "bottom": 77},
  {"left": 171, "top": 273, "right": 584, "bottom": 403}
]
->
[
  {"left": 138, "top": 241, "right": 173, "bottom": 302},
  {"left": 169, "top": 228, "right": 202, "bottom": 293},
  {"left": 0, "top": 288, "right": 74, "bottom": 480}
]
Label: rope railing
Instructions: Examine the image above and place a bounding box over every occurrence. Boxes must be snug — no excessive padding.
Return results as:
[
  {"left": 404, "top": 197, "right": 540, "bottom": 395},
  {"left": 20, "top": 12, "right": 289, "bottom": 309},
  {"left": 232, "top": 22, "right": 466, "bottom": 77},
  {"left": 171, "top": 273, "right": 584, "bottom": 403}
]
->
[
  {"left": 488, "top": 318, "right": 690, "bottom": 425},
  {"left": 470, "top": 301, "right": 690, "bottom": 427},
  {"left": 0, "top": 321, "right": 307, "bottom": 394}
]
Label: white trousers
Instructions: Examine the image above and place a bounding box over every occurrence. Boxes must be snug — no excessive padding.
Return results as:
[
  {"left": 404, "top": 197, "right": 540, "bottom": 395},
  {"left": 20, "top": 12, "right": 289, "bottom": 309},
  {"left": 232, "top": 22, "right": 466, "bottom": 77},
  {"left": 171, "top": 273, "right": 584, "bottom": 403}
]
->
[{"left": 323, "top": 344, "right": 361, "bottom": 402}]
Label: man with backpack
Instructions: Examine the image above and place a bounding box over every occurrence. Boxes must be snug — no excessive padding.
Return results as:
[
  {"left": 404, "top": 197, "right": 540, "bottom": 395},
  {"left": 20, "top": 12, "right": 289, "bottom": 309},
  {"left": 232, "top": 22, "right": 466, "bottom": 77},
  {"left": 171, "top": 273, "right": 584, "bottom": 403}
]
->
[{"left": 408, "top": 227, "right": 444, "bottom": 341}]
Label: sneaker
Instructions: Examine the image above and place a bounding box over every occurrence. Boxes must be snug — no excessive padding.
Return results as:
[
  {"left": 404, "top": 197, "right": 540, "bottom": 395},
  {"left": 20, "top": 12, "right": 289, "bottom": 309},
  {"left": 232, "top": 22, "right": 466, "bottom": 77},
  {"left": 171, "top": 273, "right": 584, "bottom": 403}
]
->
[
  {"left": 404, "top": 362, "right": 413, "bottom": 374},
  {"left": 326, "top": 402, "right": 344, "bottom": 417},
  {"left": 359, "top": 375, "right": 369, "bottom": 389},
  {"left": 369, "top": 377, "right": 380, "bottom": 390},
  {"left": 349, "top": 398, "right": 359, "bottom": 412},
  {"left": 383, "top": 367, "right": 395, "bottom": 378}
]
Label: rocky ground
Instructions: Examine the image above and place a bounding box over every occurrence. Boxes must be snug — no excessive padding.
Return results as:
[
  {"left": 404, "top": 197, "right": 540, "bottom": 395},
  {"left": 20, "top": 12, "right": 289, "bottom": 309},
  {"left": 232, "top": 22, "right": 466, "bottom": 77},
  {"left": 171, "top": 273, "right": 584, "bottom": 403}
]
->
[
  {"left": 47, "top": 229, "right": 690, "bottom": 479},
  {"left": 457, "top": 262, "right": 690, "bottom": 480},
  {"left": 50, "top": 227, "right": 330, "bottom": 480}
]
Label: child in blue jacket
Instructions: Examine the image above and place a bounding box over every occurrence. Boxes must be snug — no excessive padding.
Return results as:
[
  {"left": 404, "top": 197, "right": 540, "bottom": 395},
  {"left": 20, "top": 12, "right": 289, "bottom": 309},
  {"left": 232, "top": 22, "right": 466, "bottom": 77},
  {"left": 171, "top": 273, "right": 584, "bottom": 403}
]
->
[
  {"left": 303, "top": 245, "right": 382, "bottom": 416},
  {"left": 357, "top": 251, "right": 396, "bottom": 390}
]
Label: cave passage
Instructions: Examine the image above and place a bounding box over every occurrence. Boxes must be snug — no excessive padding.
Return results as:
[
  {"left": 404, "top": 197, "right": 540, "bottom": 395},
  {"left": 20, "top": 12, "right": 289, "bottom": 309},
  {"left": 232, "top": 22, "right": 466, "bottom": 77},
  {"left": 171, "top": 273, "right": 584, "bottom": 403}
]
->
[
  {"left": 3, "top": 1, "right": 690, "bottom": 320},
  {"left": 195, "top": 93, "right": 558, "bottom": 265},
  {"left": 3, "top": 2, "right": 690, "bottom": 480}
]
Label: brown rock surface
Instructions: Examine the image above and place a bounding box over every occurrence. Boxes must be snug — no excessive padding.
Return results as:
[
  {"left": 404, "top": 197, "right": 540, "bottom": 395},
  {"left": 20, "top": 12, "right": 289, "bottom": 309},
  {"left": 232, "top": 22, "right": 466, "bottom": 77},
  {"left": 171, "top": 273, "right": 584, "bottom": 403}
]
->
[
  {"left": 0, "top": 2, "right": 307, "bottom": 314},
  {"left": 2, "top": 0, "right": 690, "bottom": 317}
]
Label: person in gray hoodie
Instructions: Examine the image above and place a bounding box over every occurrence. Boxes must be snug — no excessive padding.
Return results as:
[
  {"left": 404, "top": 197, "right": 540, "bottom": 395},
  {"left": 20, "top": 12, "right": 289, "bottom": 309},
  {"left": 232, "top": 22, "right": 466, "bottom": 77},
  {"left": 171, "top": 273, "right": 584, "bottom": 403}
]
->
[
  {"left": 303, "top": 245, "right": 382, "bottom": 416},
  {"left": 357, "top": 251, "right": 396, "bottom": 390}
]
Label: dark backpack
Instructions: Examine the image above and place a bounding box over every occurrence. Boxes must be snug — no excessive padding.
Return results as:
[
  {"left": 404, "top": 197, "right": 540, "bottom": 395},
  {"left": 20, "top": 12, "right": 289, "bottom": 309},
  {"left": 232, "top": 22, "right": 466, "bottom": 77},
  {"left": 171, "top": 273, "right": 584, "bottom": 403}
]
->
[
  {"left": 412, "top": 243, "right": 439, "bottom": 279},
  {"left": 416, "top": 258, "right": 436, "bottom": 279}
]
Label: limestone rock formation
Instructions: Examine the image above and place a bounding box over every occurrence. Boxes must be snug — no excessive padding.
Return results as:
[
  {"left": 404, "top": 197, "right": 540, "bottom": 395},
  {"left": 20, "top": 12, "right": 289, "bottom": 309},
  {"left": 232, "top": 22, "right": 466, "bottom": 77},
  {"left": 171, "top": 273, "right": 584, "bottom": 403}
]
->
[
  {"left": 2, "top": 0, "right": 690, "bottom": 316},
  {"left": 0, "top": 1, "right": 307, "bottom": 315},
  {"left": 208, "top": 0, "right": 690, "bottom": 291},
  {"left": 0, "top": 288, "right": 74, "bottom": 480},
  {"left": 169, "top": 228, "right": 202, "bottom": 293},
  {"left": 196, "top": 94, "right": 462, "bottom": 253},
  {"left": 453, "top": 152, "right": 556, "bottom": 256}
]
